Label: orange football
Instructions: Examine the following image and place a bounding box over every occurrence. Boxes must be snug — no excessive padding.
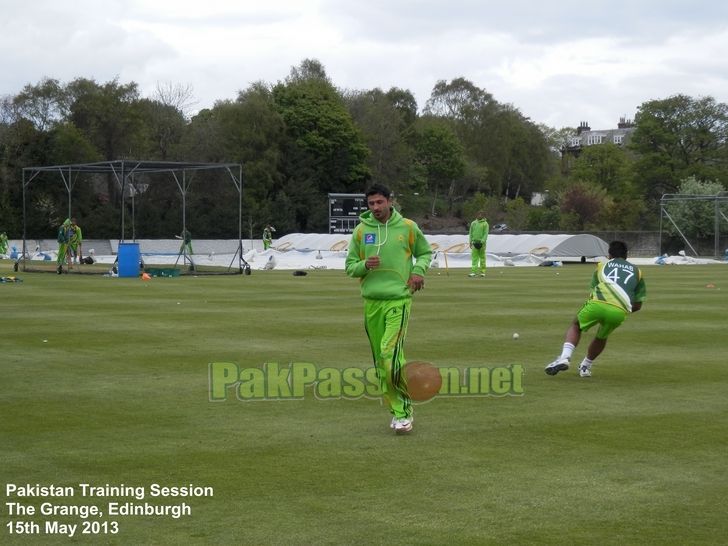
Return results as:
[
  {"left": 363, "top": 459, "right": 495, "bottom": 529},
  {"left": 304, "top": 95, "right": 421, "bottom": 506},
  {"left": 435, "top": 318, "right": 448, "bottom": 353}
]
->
[{"left": 404, "top": 361, "right": 442, "bottom": 402}]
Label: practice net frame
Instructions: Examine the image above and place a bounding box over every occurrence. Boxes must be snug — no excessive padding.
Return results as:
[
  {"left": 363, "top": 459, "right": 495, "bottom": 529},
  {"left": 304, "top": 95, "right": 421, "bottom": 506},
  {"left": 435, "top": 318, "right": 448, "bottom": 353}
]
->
[{"left": 19, "top": 160, "right": 249, "bottom": 275}]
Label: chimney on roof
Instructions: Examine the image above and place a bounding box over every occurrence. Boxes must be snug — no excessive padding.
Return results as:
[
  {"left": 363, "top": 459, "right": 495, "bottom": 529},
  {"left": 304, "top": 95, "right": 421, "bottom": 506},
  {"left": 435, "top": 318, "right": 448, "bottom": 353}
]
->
[
  {"left": 576, "top": 121, "right": 590, "bottom": 135},
  {"left": 617, "top": 116, "right": 634, "bottom": 129}
]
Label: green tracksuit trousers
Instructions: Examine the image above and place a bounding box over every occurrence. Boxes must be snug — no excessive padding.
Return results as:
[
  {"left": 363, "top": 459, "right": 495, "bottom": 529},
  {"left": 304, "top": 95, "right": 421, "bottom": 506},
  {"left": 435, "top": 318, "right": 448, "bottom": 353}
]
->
[
  {"left": 57, "top": 243, "right": 69, "bottom": 265},
  {"left": 364, "top": 297, "right": 412, "bottom": 419},
  {"left": 471, "top": 245, "right": 486, "bottom": 274}
]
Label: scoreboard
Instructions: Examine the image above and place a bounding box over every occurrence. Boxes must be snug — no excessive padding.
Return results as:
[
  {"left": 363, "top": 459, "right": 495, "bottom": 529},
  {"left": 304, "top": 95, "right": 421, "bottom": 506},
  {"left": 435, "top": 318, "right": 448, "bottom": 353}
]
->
[{"left": 328, "top": 193, "right": 367, "bottom": 234}]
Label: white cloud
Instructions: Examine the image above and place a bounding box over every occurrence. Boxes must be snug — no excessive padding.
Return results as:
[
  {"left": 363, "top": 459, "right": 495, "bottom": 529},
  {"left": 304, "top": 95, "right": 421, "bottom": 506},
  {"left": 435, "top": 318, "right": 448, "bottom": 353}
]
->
[{"left": 1, "top": 0, "right": 727, "bottom": 130}]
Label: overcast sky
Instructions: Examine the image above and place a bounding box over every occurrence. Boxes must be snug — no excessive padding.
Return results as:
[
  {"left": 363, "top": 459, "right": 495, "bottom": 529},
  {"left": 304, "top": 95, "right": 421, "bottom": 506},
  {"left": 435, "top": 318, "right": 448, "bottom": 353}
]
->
[{"left": 2, "top": 0, "right": 727, "bottom": 130}]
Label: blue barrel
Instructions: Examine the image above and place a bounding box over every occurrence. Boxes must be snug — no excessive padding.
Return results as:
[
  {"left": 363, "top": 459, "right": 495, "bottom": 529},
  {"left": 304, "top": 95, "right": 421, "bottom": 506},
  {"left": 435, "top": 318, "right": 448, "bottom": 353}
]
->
[{"left": 118, "top": 243, "right": 140, "bottom": 277}]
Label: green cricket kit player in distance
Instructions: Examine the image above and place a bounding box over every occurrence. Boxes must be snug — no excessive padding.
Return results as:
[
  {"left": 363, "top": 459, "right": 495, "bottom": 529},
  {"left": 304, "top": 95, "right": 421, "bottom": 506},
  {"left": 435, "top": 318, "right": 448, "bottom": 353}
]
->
[
  {"left": 345, "top": 183, "right": 432, "bottom": 434},
  {"left": 56, "top": 218, "right": 73, "bottom": 274},
  {"left": 545, "top": 240, "right": 647, "bottom": 378},
  {"left": 468, "top": 211, "right": 489, "bottom": 277},
  {"left": 69, "top": 218, "right": 83, "bottom": 264}
]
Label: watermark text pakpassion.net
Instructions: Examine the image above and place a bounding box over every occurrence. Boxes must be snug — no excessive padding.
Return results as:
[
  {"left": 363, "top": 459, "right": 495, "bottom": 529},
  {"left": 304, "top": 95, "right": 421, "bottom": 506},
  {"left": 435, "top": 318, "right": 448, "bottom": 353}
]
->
[{"left": 209, "top": 362, "right": 524, "bottom": 401}]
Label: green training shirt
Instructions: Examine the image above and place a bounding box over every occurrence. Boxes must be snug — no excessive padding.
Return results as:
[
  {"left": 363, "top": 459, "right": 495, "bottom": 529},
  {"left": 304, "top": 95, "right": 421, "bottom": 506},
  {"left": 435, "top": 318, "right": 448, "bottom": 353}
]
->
[
  {"left": 70, "top": 225, "right": 82, "bottom": 246},
  {"left": 589, "top": 258, "right": 646, "bottom": 313},
  {"left": 469, "top": 219, "right": 489, "bottom": 243},
  {"left": 345, "top": 208, "right": 432, "bottom": 300}
]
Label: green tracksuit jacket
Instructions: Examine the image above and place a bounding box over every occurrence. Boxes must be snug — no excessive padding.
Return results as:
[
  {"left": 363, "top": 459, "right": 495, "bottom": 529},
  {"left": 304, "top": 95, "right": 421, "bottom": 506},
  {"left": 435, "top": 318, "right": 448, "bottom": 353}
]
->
[{"left": 345, "top": 208, "right": 432, "bottom": 299}]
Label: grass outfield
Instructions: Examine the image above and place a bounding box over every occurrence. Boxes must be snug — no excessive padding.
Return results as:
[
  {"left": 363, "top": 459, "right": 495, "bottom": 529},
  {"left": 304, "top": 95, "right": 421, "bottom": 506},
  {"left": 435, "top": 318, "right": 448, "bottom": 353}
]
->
[{"left": 1, "top": 260, "right": 726, "bottom": 545}]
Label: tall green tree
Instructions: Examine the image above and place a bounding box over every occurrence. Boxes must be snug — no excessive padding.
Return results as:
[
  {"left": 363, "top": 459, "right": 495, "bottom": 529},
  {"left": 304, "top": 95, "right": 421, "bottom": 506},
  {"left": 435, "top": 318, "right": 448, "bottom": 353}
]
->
[
  {"left": 9, "top": 77, "right": 67, "bottom": 131},
  {"left": 65, "top": 77, "right": 146, "bottom": 160},
  {"left": 1, "top": 81, "right": 106, "bottom": 237},
  {"left": 498, "top": 108, "right": 552, "bottom": 200},
  {"left": 505, "top": 197, "right": 530, "bottom": 230},
  {"left": 345, "top": 87, "right": 416, "bottom": 195},
  {"left": 663, "top": 176, "right": 727, "bottom": 238},
  {"left": 538, "top": 124, "right": 577, "bottom": 154},
  {"left": 424, "top": 78, "right": 551, "bottom": 201},
  {"left": 570, "top": 143, "right": 635, "bottom": 195},
  {"left": 424, "top": 78, "right": 496, "bottom": 170},
  {"left": 463, "top": 192, "right": 502, "bottom": 226},
  {"left": 61, "top": 78, "right": 149, "bottom": 231},
  {"left": 136, "top": 98, "right": 187, "bottom": 160},
  {"left": 0, "top": 117, "right": 43, "bottom": 235},
  {"left": 385, "top": 87, "right": 418, "bottom": 127},
  {"left": 568, "top": 143, "right": 642, "bottom": 229},
  {"left": 630, "top": 94, "right": 728, "bottom": 199},
  {"left": 424, "top": 77, "right": 493, "bottom": 121},
  {"left": 271, "top": 59, "right": 370, "bottom": 231},
  {"left": 179, "top": 107, "right": 226, "bottom": 162},
  {"left": 538, "top": 124, "right": 576, "bottom": 177},
  {"left": 224, "top": 83, "right": 286, "bottom": 235},
  {"left": 414, "top": 118, "right": 466, "bottom": 215}
]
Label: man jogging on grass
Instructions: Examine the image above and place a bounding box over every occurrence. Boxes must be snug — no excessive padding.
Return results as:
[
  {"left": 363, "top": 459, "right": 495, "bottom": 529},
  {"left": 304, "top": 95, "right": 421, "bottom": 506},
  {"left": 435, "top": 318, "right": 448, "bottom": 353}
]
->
[{"left": 345, "top": 184, "right": 432, "bottom": 434}]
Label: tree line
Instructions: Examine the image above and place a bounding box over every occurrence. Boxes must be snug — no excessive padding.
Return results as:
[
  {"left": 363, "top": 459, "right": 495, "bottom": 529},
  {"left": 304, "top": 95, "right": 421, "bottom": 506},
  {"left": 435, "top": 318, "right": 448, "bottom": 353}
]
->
[{"left": 1, "top": 58, "right": 726, "bottom": 240}]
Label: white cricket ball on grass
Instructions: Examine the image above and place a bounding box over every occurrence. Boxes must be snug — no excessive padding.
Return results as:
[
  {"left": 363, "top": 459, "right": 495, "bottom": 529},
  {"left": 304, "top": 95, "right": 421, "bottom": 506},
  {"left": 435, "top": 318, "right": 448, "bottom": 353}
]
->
[{"left": 512, "top": 333, "right": 520, "bottom": 340}]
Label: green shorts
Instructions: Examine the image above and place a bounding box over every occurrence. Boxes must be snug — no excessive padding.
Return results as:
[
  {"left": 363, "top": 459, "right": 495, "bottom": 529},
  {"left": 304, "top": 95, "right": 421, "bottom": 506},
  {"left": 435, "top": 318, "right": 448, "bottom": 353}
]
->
[{"left": 576, "top": 300, "right": 627, "bottom": 340}]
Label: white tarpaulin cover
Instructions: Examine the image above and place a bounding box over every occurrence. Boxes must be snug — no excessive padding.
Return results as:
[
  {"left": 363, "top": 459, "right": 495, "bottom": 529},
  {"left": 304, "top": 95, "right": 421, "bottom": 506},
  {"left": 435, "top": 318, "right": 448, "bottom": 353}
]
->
[
  {"left": 11, "top": 235, "right": 724, "bottom": 271},
  {"left": 232, "top": 232, "right": 611, "bottom": 270},
  {"left": 274, "top": 232, "right": 609, "bottom": 258},
  {"left": 6, "top": 234, "right": 608, "bottom": 271}
]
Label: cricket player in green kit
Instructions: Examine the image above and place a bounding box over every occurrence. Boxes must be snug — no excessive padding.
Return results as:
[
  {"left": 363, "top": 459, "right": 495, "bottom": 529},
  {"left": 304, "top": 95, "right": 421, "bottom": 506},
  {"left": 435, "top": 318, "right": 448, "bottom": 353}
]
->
[
  {"left": 468, "top": 211, "right": 489, "bottom": 277},
  {"left": 56, "top": 218, "right": 72, "bottom": 274},
  {"left": 545, "top": 241, "right": 646, "bottom": 378},
  {"left": 346, "top": 184, "right": 432, "bottom": 434}
]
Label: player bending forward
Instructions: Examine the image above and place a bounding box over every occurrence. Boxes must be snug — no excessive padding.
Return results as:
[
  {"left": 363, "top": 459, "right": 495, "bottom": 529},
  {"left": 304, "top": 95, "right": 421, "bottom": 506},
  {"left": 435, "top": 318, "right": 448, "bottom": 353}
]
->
[{"left": 545, "top": 240, "right": 646, "bottom": 378}]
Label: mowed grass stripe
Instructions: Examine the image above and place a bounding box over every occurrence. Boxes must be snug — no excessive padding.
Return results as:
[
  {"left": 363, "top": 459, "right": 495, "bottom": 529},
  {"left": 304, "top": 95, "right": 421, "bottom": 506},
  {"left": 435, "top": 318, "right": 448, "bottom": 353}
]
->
[{"left": 1, "top": 260, "right": 726, "bottom": 545}]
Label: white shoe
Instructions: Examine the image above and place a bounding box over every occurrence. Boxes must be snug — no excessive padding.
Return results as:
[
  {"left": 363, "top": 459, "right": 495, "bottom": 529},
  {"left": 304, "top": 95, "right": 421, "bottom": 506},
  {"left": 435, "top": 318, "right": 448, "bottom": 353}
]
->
[
  {"left": 480, "top": 273, "right": 486, "bottom": 277},
  {"left": 391, "top": 416, "right": 413, "bottom": 429},
  {"left": 545, "top": 358, "right": 570, "bottom": 376},
  {"left": 394, "top": 418, "right": 413, "bottom": 433},
  {"left": 579, "top": 364, "right": 592, "bottom": 377},
  {"left": 468, "top": 273, "right": 477, "bottom": 277}
]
